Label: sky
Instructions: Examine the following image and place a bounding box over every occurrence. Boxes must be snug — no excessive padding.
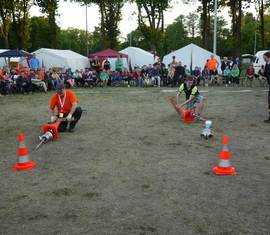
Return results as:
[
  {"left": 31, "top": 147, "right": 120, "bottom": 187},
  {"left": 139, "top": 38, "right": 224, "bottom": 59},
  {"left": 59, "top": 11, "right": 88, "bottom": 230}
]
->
[
  {"left": 30, "top": 0, "right": 199, "bottom": 39},
  {"left": 30, "top": 0, "right": 257, "bottom": 39}
]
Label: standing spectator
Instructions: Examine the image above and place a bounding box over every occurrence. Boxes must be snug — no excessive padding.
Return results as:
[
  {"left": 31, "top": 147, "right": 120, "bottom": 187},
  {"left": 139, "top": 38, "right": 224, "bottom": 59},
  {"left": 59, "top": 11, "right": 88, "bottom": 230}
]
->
[
  {"left": 230, "top": 64, "right": 240, "bottom": 86},
  {"left": 102, "top": 58, "right": 111, "bottom": 72},
  {"left": 29, "top": 53, "right": 40, "bottom": 70},
  {"left": 173, "top": 61, "right": 186, "bottom": 87},
  {"left": 246, "top": 65, "right": 255, "bottom": 87},
  {"left": 207, "top": 55, "right": 219, "bottom": 85},
  {"left": 258, "top": 65, "right": 267, "bottom": 87},
  {"left": 263, "top": 51, "right": 270, "bottom": 123},
  {"left": 152, "top": 64, "right": 161, "bottom": 87},
  {"left": 115, "top": 56, "right": 123, "bottom": 72},
  {"left": 170, "top": 55, "right": 178, "bottom": 66},
  {"left": 91, "top": 56, "right": 100, "bottom": 74}
]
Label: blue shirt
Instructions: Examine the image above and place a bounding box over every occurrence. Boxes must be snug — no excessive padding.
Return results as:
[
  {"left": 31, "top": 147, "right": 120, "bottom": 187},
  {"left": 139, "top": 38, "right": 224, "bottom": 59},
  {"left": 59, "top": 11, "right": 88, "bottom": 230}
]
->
[{"left": 29, "top": 58, "right": 40, "bottom": 69}]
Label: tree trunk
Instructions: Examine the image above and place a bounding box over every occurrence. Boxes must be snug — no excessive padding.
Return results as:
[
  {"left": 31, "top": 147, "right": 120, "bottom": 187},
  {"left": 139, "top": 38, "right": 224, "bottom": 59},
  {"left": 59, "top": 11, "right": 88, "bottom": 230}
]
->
[
  {"left": 259, "top": 0, "right": 265, "bottom": 48},
  {"left": 202, "top": 0, "right": 208, "bottom": 48}
]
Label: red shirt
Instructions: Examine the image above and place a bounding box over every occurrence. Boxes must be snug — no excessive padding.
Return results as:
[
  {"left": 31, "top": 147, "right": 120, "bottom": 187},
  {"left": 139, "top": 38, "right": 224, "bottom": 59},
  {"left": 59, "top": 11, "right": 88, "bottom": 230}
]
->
[{"left": 50, "top": 89, "right": 78, "bottom": 114}]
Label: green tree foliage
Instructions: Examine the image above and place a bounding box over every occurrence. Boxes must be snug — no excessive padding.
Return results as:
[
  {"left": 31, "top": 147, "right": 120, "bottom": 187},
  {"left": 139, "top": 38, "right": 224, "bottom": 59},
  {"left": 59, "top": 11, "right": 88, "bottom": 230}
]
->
[
  {"left": 66, "top": 0, "right": 124, "bottom": 49},
  {"left": 35, "top": 0, "right": 59, "bottom": 48},
  {"left": 30, "top": 16, "right": 55, "bottom": 51},
  {"left": 134, "top": 0, "right": 171, "bottom": 53},
  {"left": 9, "top": 0, "right": 32, "bottom": 50},
  {"left": 0, "top": 0, "right": 13, "bottom": 48},
  {"left": 163, "top": 15, "right": 188, "bottom": 52},
  {"left": 58, "top": 27, "right": 92, "bottom": 55}
]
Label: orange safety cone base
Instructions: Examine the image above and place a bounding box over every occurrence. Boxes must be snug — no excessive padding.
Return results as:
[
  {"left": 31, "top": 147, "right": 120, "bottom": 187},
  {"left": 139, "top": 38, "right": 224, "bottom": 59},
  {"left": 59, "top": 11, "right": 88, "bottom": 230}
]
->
[
  {"left": 182, "top": 110, "right": 194, "bottom": 123},
  {"left": 13, "top": 161, "right": 37, "bottom": 171},
  {"left": 212, "top": 166, "right": 237, "bottom": 175}
]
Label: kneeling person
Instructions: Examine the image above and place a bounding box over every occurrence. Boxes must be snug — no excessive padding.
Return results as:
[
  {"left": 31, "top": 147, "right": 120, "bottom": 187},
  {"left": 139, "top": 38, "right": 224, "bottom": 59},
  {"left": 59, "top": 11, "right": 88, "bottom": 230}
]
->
[
  {"left": 176, "top": 76, "right": 204, "bottom": 117},
  {"left": 49, "top": 83, "right": 82, "bottom": 132}
]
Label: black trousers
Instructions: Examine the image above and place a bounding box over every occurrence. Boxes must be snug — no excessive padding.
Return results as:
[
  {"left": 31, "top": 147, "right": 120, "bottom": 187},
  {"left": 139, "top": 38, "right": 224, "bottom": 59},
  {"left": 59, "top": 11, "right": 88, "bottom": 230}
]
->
[
  {"left": 58, "top": 107, "right": 83, "bottom": 132},
  {"left": 268, "top": 85, "right": 270, "bottom": 116}
]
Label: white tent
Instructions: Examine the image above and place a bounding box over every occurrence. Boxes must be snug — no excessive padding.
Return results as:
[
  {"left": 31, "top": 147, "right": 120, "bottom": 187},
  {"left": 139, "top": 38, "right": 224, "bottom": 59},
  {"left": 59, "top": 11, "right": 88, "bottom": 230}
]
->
[
  {"left": 163, "top": 43, "right": 222, "bottom": 73},
  {"left": 33, "top": 48, "right": 89, "bottom": 71},
  {"left": 120, "top": 47, "right": 154, "bottom": 69},
  {"left": 0, "top": 49, "right": 8, "bottom": 68},
  {"left": 107, "top": 58, "right": 128, "bottom": 71}
]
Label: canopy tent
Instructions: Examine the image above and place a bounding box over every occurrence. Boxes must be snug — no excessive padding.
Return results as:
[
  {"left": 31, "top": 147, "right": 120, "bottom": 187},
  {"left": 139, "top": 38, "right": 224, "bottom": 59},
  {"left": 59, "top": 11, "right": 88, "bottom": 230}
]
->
[
  {"left": 163, "top": 43, "right": 222, "bottom": 73},
  {"left": 0, "top": 49, "right": 29, "bottom": 68},
  {"left": 33, "top": 48, "right": 90, "bottom": 71},
  {"left": 89, "top": 48, "right": 128, "bottom": 61},
  {"left": 89, "top": 48, "right": 128, "bottom": 71},
  {"left": 119, "top": 47, "right": 154, "bottom": 69},
  {"left": 0, "top": 49, "right": 32, "bottom": 58}
]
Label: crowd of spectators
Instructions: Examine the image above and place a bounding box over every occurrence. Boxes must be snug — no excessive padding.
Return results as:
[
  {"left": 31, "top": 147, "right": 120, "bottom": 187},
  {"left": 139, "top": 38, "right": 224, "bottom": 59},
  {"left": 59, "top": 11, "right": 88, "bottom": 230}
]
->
[{"left": 0, "top": 54, "right": 267, "bottom": 96}]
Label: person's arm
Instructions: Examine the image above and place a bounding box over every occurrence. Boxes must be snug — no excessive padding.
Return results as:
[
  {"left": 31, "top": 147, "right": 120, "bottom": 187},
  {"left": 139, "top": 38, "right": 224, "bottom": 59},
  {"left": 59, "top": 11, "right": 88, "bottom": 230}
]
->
[
  {"left": 179, "top": 95, "right": 194, "bottom": 107},
  {"left": 66, "top": 102, "right": 77, "bottom": 121}
]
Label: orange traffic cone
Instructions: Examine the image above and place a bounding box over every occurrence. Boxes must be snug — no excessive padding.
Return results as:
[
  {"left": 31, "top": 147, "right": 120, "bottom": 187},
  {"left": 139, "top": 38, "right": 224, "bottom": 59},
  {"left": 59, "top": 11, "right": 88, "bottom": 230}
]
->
[
  {"left": 213, "top": 135, "right": 236, "bottom": 175},
  {"left": 13, "top": 132, "right": 37, "bottom": 171}
]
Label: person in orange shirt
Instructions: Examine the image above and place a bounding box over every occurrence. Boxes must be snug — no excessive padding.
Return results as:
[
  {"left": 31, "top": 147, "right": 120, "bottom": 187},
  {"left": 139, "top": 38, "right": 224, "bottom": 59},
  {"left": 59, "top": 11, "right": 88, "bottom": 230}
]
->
[
  {"left": 49, "top": 83, "right": 82, "bottom": 132},
  {"left": 207, "top": 55, "right": 219, "bottom": 84}
]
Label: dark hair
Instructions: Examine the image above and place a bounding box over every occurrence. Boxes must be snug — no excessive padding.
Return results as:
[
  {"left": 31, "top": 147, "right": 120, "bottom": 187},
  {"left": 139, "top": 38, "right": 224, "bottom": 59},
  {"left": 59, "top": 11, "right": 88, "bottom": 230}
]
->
[{"left": 264, "top": 51, "right": 270, "bottom": 58}]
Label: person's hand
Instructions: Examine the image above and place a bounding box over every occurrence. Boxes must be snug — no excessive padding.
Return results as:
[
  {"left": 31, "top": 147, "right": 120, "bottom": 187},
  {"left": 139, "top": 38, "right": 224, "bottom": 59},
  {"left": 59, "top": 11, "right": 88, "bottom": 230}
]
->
[
  {"left": 66, "top": 113, "right": 73, "bottom": 122},
  {"left": 176, "top": 104, "right": 182, "bottom": 109},
  {"left": 50, "top": 116, "right": 57, "bottom": 123}
]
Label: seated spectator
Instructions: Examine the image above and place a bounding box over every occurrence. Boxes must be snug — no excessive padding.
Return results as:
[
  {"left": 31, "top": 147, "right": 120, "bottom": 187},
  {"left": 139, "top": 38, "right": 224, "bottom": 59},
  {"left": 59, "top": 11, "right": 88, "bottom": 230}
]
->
[
  {"left": 168, "top": 64, "right": 175, "bottom": 85},
  {"left": 31, "top": 69, "right": 47, "bottom": 92},
  {"left": 62, "top": 72, "right": 76, "bottom": 88},
  {"left": 0, "top": 69, "right": 5, "bottom": 96},
  {"left": 100, "top": 70, "right": 109, "bottom": 86},
  {"left": 223, "top": 66, "right": 231, "bottom": 86},
  {"left": 111, "top": 71, "right": 122, "bottom": 86},
  {"left": 201, "top": 66, "right": 209, "bottom": 86},
  {"left": 231, "top": 64, "right": 240, "bottom": 86},
  {"left": 73, "top": 69, "right": 83, "bottom": 87},
  {"left": 17, "top": 71, "right": 32, "bottom": 94},
  {"left": 246, "top": 65, "right": 255, "bottom": 87}
]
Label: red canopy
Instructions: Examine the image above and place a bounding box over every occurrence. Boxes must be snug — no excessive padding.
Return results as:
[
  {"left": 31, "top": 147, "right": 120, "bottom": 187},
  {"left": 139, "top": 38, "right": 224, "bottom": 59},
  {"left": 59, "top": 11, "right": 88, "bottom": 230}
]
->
[{"left": 88, "top": 48, "right": 128, "bottom": 61}]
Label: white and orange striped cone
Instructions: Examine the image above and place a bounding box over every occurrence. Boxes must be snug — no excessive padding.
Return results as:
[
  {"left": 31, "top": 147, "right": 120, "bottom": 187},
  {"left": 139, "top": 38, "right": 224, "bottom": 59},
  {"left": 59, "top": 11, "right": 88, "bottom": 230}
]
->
[
  {"left": 212, "top": 135, "right": 236, "bottom": 175},
  {"left": 13, "top": 132, "right": 36, "bottom": 171}
]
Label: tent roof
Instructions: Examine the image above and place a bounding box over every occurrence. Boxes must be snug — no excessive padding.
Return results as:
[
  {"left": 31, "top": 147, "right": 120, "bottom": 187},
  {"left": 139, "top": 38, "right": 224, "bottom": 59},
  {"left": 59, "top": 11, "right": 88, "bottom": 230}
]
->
[
  {"left": 89, "top": 48, "right": 128, "bottom": 59},
  {"left": 33, "top": 48, "right": 88, "bottom": 59},
  {"left": 120, "top": 46, "right": 153, "bottom": 57},
  {"left": 0, "top": 49, "right": 32, "bottom": 58}
]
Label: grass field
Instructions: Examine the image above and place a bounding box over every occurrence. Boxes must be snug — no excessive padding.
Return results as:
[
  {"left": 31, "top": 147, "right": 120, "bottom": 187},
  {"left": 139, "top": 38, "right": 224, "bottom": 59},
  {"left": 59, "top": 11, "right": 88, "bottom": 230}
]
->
[{"left": 0, "top": 87, "right": 269, "bottom": 235}]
